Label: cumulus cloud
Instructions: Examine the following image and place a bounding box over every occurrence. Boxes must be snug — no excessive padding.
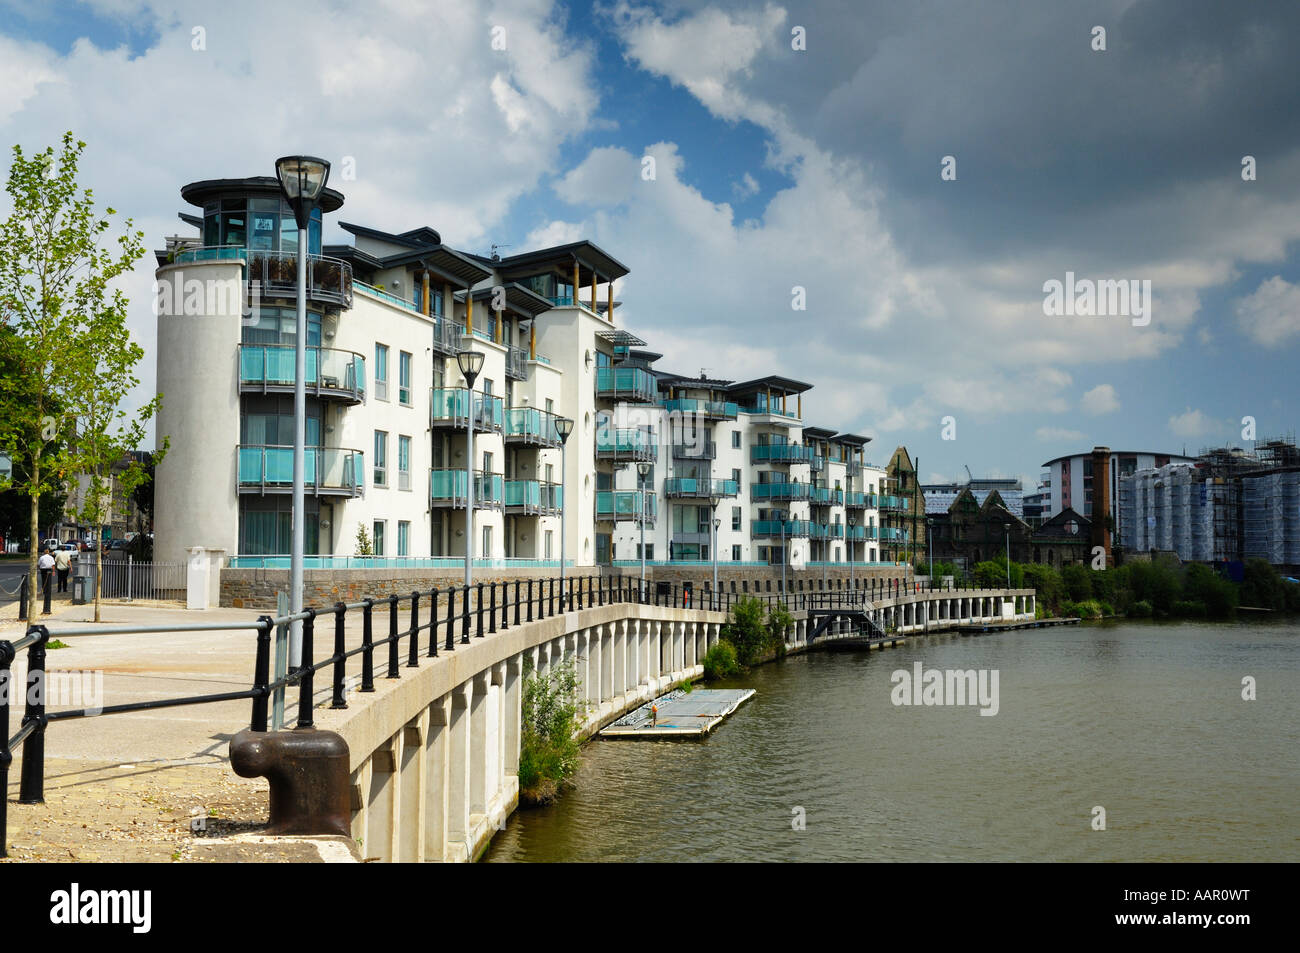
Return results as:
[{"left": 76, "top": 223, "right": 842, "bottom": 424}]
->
[
  {"left": 1036, "top": 426, "right": 1086, "bottom": 442},
  {"left": 1169, "top": 408, "right": 1219, "bottom": 439},
  {"left": 1235, "top": 276, "right": 1300, "bottom": 346},
  {"left": 1081, "top": 384, "right": 1119, "bottom": 415}
]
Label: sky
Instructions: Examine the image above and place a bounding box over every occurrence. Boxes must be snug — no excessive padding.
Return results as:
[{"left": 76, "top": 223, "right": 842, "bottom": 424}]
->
[{"left": 1, "top": 0, "right": 1298, "bottom": 490}]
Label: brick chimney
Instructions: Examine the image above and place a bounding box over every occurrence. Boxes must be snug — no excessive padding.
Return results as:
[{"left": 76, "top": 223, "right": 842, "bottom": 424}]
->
[{"left": 1090, "top": 446, "right": 1111, "bottom": 564}]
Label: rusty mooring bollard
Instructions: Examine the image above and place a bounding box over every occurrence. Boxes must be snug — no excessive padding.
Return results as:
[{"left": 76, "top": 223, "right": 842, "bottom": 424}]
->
[{"left": 229, "top": 728, "right": 351, "bottom": 837}]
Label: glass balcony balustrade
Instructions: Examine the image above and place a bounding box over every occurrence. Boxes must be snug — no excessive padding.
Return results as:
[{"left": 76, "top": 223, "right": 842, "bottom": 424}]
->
[
  {"left": 660, "top": 398, "right": 740, "bottom": 420},
  {"left": 429, "top": 468, "right": 505, "bottom": 508},
  {"left": 663, "top": 477, "right": 739, "bottom": 499},
  {"left": 239, "top": 344, "right": 366, "bottom": 403},
  {"left": 595, "top": 426, "right": 656, "bottom": 462},
  {"left": 844, "top": 490, "right": 868, "bottom": 508},
  {"left": 596, "top": 490, "right": 656, "bottom": 524},
  {"left": 505, "top": 480, "right": 563, "bottom": 514},
  {"left": 750, "top": 444, "right": 819, "bottom": 464},
  {"left": 429, "top": 388, "right": 504, "bottom": 432},
  {"left": 237, "top": 445, "right": 363, "bottom": 496},
  {"left": 671, "top": 438, "right": 716, "bottom": 460},
  {"left": 174, "top": 246, "right": 352, "bottom": 308},
  {"left": 751, "top": 519, "right": 815, "bottom": 538},
  {"left": 504, "top": 407, "right": 563, "bottom": 447},
  {"left": 595, "top": 366, "right": 658, "bottom": 403},
  {"left": 750, "top": 482, "right": 810, "bottom": 502}
]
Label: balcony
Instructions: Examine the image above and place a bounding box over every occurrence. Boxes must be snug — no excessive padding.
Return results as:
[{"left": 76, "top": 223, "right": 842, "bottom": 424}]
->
[
  {"left": 738, "top": 399, "right": 800, "bottom": 421},
  {"left": 506, "top": 346, "right": 528, "bottom": 381},
  {"left": 505, "top": 480, "right": 563, "bottom": 515},
  {"left": 239, "top": 344, "right": 366, "bottom": 404},
  {"left": 845, "top": 490, "right": 868, "bottom": 508},
  {"left": 430, "top": 388, "right": 504, "bottom": 433},
  {"left": 595, "top": 426, "right": 656, "bottom": 463},
  {"left": 504, "top": 407, "right": 563, "bottom": 448},
  {"left": 237, "top": 445, "right": 363, "bottom": 497},
  {"left": 750, "top": 444, "right": 819, "bottom": 465},
  {"left": 432, "top": 318, "right": 465, "bottom": 356},
  {"left": 878, "top": 526, "right": 907, "bottom": 541},
  {"left": 671, "top": 439, "right": 716, "bottom": 461},
  {"left": 596, "top": 490, "right": 656, "bottom": 526},
  {"left": 175, "top": 247, "right": 353, "bottom": 309},
  {"left": 661, "top": 398, "right": 739, "bottom": 421},
  {"left": 809, "top": 486, "right": 845, "bottom": 507},
  {"left": 878, "top": 495, "right": 910, "bottom": 512},
  {"left": 751, "top": 519, "right": 815, "bottom": 539},
  {"left": 663, "top": 478, "right": 739, "bottom": 500},
  {"left": 595, "top": 366, "right": 658, "bottom": 403},
  {"left": 845, "top": 525, "right": 871, "bottom": 541},
  {"left": 750, "top": 482, "right": 810, "bottom": 502},
  {"left": 429, "top": 469, "right": 505, "bottom": 509}
]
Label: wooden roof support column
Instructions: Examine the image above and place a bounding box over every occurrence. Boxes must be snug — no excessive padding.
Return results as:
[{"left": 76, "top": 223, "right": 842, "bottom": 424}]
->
[
  {"left": 466, "top": 289, "right": 474, "bottom": 335},
  {"left": 421, "top": 271, "right": 430, "bottom": 317},
  {"left": 607, "top": 281, "right": 614, "bottom": 323},
  {"left": 572, "top": 260, "right": 579, "bottom": 306},
  {"left": 591, "top": 270, "right": 598, "bottom": 317},
  {"left": 529, "top": 321, "right": 536, "bottom": 360}
]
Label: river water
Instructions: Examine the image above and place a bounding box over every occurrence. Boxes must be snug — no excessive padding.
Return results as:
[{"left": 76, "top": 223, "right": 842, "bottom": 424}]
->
[{"left": 484, "top": 620, "right": 1299, "bottom": 862}]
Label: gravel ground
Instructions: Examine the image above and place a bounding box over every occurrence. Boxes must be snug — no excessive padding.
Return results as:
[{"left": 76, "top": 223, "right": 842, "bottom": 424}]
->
[{"left": 3, "top": 757, "right": 352, "bottom": 863}]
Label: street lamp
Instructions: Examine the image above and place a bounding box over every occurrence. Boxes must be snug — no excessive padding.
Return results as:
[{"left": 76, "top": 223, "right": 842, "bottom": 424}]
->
[
  {"left": 848, "top": 515, "right": 856, "bottom": 603},
  {"left": 456, "top": 350, "right": 485, "bottom": 590},
  {"left": 1003, "top": 521, "right": 1011, "bottom": 590},
  {"left": 274, "top": 155, "right": 330, "bottom": 670},
  {"left": 637, "top": 461, "right": 652, "bottom": 602},
  {"left": 555, "top": 416, "right": 573, "bottom": 608}
]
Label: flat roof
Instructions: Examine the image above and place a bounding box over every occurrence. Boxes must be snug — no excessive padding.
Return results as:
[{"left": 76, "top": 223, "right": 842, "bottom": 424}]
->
[
  {"left": 181, "top": 176, "right": 345, "bottom": 214},
  {"left": 727, "top": 375, "right": 813, "bottom": 396},
  {"left": 1040, "top": 450, "right": 1197, "bottom": 468}
]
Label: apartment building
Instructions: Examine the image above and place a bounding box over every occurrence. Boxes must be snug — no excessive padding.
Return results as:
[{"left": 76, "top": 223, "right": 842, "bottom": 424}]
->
[
  {"left": 608, "top": 370, "right": 890, "bottom": 569},
  {"left": 151, "top": 172, "right": 896, "bottom": 572}
]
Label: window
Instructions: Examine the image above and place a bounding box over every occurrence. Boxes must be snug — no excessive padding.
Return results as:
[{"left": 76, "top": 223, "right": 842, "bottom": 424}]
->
[
  {"left": 375, "top": 344, "right": 389, "bottom": 400},
  {"left": 732, "top": 467, "right": 741, "bottom": 487},
  {"left": 374, "top": 430, "right": 388, "bottom": 486},
  {"left": 399, "top": 351, "right": 412, "bottom": 405},
  {"left": 732, "top": 544, "right": 741, "bottom": 561},
  {"left": 732, "top": 430, "right": 741, "bottom": 449},
  {"left": 482, "top": 525, "right": 492, "bottom": 559},
  {"left": 545, "top": 398, "right": 554, "bottom": 414},
  {"left": 397, "top": 521, "right": 410, "bottom": 556},
  {"left": 731, "top": 505, "right": 741, "bottom": 531},
  {"left": 545, "top": 530, "right": 553, "bottom": 559},
  {"left": 482, "top": 378, "right": 494, "bottom": 396},
  {"left": 373, "top": 520, "right": 386, "bottom": 557},
  {"left": 483, "top": 451, "right": 493, "bottom": 475},
  {"left": 398, "top": 435, "right": 411, "bottom": 490}
]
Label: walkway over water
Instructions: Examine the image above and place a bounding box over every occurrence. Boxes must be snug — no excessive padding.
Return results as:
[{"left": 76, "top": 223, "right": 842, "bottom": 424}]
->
[{"left": 3, "top": 577, "right": 1034, "bottom": 862}]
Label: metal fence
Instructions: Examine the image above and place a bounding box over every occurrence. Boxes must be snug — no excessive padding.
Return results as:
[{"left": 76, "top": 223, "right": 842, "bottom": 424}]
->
[{"left": 89, "top": 558, "right": 188, "bottom": 601}]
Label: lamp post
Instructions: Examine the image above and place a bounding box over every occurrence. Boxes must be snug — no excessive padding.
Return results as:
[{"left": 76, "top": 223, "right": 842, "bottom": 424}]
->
[
  {"left": 274, "top": 155, "right": 330, "bottom": 669},
  {"left": 456, "top": 350, "right": 485, "bottom": 590},
  {"left": 637, "top": 461, "right": 651, "bottom": 601},
  {"left": 1003, "top": 521, "right": 1011, "bottom": 590},
  {"left": 555, "top": 416, "right": 574, "bottom": 608},
  {"left": 848, "top": 515, "right": 856, "bottom": 603}
]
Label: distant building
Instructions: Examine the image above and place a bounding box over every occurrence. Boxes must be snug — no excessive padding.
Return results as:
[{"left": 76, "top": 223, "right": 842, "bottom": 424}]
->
[
  {"left": 1042, "top": 449, "right": 1195, "bottom": 547},
  {"left": 1023, "top": 479, "right": 1050, "bottom": 529},
  {"left": 1119, "top": 438, "right": 1300, "bottom": 571},
  {"left": 923, "top": 477, "right": 1024, "bottom": 517},
  {"left": 928, "top": 486, "right": 1092, "bottom": 569}
]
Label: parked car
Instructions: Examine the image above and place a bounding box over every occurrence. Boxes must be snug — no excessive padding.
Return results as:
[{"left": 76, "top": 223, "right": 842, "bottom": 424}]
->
[
  {"left": 60, "top": 542, "right": 79, "bottom": 553},
  {"left": 42, "top": 538, "right": 60, "bottom": 553},
  {"left": 106, "top": 539, "right": 129, "bottom": 552},
  {"left": 79, "top": 540, "right": 98, "bottom": 552}
]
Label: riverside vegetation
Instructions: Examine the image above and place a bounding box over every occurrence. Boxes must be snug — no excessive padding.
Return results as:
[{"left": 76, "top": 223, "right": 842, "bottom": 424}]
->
[
  {"left": 517, "top": 657, "right": 581, "bottom": 806},
  {"left": 919, "top": 557, "right": 1300, "bottom": 621},
  {"left": 702, "top": 596, "right": 794, "bottom": 680}
]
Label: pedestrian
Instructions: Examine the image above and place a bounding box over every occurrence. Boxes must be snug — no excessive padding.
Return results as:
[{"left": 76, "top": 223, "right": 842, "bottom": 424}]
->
[
  {"left": 55, "top": 546, "right": 72, "bottom": 593},
  {"left": 38, "top": 548, "right": 55, "bottom": 597}
]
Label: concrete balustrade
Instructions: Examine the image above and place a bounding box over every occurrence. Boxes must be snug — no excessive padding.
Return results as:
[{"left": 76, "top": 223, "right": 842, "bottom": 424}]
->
[{"left": 315, "top": 587, "right": 1034, "bottom": 862}]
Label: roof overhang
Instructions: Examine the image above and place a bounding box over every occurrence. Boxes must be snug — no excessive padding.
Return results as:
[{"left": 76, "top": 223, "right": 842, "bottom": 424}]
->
[
  {"left": 491, "top": 240, "right": 630, "bottom": 284},
  {"left": 594, "top": 327, "right": 647, "bottom": 347},
  {"left": 727, "top": 375, "right": 813, "bottom": 397},
  {"left": 181, "top": 176, "right": 345, "bottom": 214}
]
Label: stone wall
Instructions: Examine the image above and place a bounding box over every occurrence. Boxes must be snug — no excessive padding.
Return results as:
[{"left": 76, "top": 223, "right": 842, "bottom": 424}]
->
[{"left": 220, "top": 563, "right": 916, "bottom": 609}]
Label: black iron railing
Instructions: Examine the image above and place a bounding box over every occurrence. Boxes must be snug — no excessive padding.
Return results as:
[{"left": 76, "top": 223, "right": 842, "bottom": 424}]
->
[{"left": 1, "top": 569, "right": 989, "bottom": 855}]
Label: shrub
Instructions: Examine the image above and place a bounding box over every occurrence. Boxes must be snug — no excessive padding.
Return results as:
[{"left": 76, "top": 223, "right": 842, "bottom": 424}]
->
[
  {"left": 702, "top": 641, "right": 740, "bottom": 680},
  {"left": 1129, "top": 599, "right": 1154, "bottom": 618},
  {"left": 1183, "top": 563, "right": 1237, "bottom": 618},
  {"left": 1061, "top": 564, "right": 1092, "bottom": 602},
  {"left": 518, "top": 658, "right": 582, "bottom": 806},
  {"left": 721, "top": 596, "right": 777, "bottom": 665},
  {"left": 1172, "top": 599, "right": 1207, "bottom": 618}
]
